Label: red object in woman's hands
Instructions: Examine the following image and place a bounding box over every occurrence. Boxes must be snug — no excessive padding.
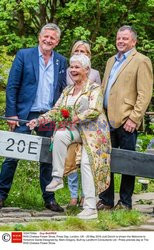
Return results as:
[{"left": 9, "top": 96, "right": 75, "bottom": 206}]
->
[{"left": 60, "top": 109, "right": 70, "bottom": 119}]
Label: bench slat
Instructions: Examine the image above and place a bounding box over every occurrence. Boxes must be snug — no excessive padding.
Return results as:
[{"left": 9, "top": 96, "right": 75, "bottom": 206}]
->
[
  {"left": 111, "top": 148, "right": 154, "bottom": 178},
  {"left": 0, "top": 130, "right": 154, "bottom": 178}
]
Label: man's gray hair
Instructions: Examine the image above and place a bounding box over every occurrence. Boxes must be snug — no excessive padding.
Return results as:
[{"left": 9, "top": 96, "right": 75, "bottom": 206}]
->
[
  {"left": 70, "top": 54, "right": 91, "bottom": 69},
  {"left": 118, "top": 25, "right": 137, "bottom": 40},
  {"left": 40, "top": 23, "right": 61, "bottom": 39}
]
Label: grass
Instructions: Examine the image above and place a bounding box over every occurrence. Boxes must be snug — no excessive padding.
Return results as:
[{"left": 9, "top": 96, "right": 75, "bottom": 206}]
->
[
  {"left": 0, "top": 209, "right": 147, "bottom": 231},
  {"left": 1, "top": 160, "right": 45, "bottom": 210},
  {"left": 0, "top": 157, "right": 150, "bottom": 232},
  {"left": 114, "top": 174, "right": 154, "bottom": 194},
  {"left": 0, "top": 156, "right": 153, "bottom": 209},
  {"left": 0, "top": 156, "right": 83, "bottom": 209},
  {"left": 0, "top": 120, "right": 153, "bottom": 231},
  {"left": 0, "top": 114, "right": 153, "bottom": 209}
]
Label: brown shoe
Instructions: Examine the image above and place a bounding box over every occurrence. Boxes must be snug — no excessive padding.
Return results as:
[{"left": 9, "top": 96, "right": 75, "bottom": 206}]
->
[
  {"left": 45, "top": 200, "right": 64, "bottom": 212},
  {"left": 66, "top": 198, "right": 78, "bottom": 209},
  {"left": 114, "top": 201, "right": 132, "bottom": 210},
  {"left": 96, "top": 200, "right": 113, "bottom": 211},
  {"left": 0, "top": 199, "right": 4, "bottom": 209}
]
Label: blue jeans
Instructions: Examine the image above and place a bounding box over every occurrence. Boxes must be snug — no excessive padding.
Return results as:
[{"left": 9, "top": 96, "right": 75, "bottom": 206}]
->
[
  {"left": 68, "top": 172, "right": 78, "bottom": 199},
  {"left": 68, "top": 172, "right": 84, "bottom": 199},
  {"left": 99, "top": 125, "right": 137, "bottom": 208},
  {"left": 0, "top": 112, "right": 54, "bottom": 204}
]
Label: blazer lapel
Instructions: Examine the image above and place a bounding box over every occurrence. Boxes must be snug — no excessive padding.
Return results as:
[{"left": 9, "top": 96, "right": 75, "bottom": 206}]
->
[
  {"left": 53, "top": 51, "right": 60, "bottom": 91},
  {"left": 103, "top": 48, "right": 137, "bottom": 92},
  {"left": 32, "top": 47, "right": 39, "bottom": 83},
  {"left": 111, "top": 48, "right": 137, "bottom": 85},
  {"left": 103, "top": 57, "right": 115, "bottom": 92}
]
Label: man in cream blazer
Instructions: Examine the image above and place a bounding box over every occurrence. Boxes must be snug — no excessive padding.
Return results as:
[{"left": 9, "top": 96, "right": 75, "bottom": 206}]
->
[{"left": 97, "top": 25, "right": 153, "bottom": 210}]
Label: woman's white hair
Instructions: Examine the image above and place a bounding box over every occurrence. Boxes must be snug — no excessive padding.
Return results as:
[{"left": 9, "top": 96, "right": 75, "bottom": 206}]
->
[{"left": 70, "top": 54, "right": 91, "bottom": 69}]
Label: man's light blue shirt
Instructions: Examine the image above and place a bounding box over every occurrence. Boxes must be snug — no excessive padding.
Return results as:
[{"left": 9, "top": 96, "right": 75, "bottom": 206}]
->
[
  {"left": 104, "top": 49, "right": 132, "bottom": 109},
  {"left": 31, "top": 47, "right": 54, "bottom": 112}
]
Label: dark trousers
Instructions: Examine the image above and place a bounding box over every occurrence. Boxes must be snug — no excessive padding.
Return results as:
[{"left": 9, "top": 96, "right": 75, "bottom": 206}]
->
[
  {"left": 99, "top": 126, "right": 137, "bottom": 208},
  {"left": 0, "top": 112, "right": 54, "bottom": 204}
]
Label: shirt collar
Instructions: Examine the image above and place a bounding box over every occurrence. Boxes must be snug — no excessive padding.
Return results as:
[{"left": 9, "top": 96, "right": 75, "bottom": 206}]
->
[
  {"left": 38, "top": 46, "right": 42, "bottom": 57},
  {"left": 38, "top": 46, "right": 54, "bottom": 59},
  {"left": 115, "top": 48, "right": 133, "bottom": 62}
]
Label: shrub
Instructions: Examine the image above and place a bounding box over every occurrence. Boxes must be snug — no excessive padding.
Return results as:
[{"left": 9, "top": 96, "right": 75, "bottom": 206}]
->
[{"left": 0, "top": 46, "right": 14, "bottom": 88}]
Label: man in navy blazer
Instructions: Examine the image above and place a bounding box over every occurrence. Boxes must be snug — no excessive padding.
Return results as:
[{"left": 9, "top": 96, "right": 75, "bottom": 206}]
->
[{"left": 0, "top": 23, "right": 67, "bottom": 212}]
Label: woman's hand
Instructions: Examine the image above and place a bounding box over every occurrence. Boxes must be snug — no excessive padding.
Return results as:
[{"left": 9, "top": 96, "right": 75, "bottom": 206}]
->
[
  {"left": 26, "top": 119, "right": 38, "bottom": 130},
  {"left": 72, "top": 115, "right": 79, "bottom": 124}
]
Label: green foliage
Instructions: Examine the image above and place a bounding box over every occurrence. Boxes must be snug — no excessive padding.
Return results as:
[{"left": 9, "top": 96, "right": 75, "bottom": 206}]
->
[
  {"left": 0, "top": 91, "right": 6, "bottom": 117},
  {"left": 98, "top": 210, "right": 145, "bottom": 230},
  {"left": 114, "top": 173, "right": 154, "bottom": 194},
  {"left": 14, "top": 224, "right": 25, "bottom": 231},
  {"left": 4, "top": 160, "right": 44, "bottom": 210},
  {"left": 136, "top": 133, "right": 154, "bottom": 152},
  {"left": 63, "top": 216, "right": 98, "bottom": 231},
  {"left": 0, "top": 91, "right": 5, "bottom": 103},
  {"left": 0, "top": 154, "right": 74, "bottom": 209},
  {"left": 0, "top": 154, "right": 153, "bottom": 209},
  {"left": 115, "top": 133, "right": 154, "bottom": 194},
  {"left": 0, "top": 0, "right": 153, "bottom": 230},
  {"left": 0, "top": 0, "right": 153, "bottom": 83},
  {"left": 66, "top": 206, "right": 81, "bottom": 216},
  {"left": 0, "top": 46, "right": 14, "bottom": 87},
  {"left": 0, "top": 210, "right": 147, "bottom": 231},
  {"left": 0, "top": 1, "right": 153, "bottom": 58},
  {"left": 136, "top": 199, "right": 153, "bottom": 205},
  {"left": 0, "top": 0, "right": 153, "bottom": 111}
]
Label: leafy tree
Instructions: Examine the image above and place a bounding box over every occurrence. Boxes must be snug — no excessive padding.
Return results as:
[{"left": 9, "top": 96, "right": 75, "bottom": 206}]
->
[
  {"left": 0, "top": 0, "right": 153, "bottom": 78},
  {"left": 0, "top": 46, "right": 14, "bottom": 88}
]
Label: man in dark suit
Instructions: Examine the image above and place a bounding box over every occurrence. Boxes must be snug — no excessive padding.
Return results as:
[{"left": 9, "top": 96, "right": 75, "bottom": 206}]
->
[{"left": 0, "top": 23, "right": 67, "bottom": 212}]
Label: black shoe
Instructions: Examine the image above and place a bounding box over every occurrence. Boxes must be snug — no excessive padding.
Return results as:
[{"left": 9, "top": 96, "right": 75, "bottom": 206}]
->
[
  {"left": 114, "top": 201, "right": 132, "bottom": 210},
  {"left": 0, "top": 199, "right": 4, "bottom": 209},
  {"left": 45, "top": 200, "right": 64, "bottom": 212},
  {"left": 96, "top": 200, "right": 113, "bottom": 211}
]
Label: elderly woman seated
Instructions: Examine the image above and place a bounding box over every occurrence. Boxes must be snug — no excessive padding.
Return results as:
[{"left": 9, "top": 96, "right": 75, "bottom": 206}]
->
[{"left": 27, "top": 54, "right": 111, "bottom": 220}]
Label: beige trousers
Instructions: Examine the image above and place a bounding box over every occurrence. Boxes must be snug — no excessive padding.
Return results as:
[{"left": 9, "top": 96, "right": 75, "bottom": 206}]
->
[{"left": 52, "top": 128, "right": 96, "bottom": 209}]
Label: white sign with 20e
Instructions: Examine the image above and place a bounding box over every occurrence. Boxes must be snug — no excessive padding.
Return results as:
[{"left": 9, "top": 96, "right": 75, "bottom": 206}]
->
[{"left": 0, "top": 130, "right": 42, "bottom": 161}]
